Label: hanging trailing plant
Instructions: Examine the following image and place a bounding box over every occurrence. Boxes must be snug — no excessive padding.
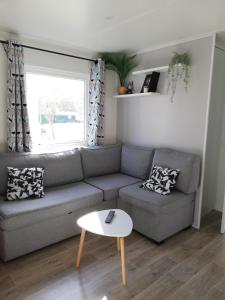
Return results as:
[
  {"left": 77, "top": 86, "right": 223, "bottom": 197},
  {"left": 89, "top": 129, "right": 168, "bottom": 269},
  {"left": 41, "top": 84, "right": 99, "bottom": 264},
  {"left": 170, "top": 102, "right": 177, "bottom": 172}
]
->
[{"left": 167, "top": 52, "right": 191, "bottom": 102}]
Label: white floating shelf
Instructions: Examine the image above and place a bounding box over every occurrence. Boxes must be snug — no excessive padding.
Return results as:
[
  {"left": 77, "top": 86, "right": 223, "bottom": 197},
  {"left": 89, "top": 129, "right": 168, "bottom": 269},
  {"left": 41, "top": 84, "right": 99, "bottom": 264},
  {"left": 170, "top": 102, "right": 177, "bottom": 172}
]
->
[
  {"left": 132, "top": 65, "right": 168, "bottom": 75},
  {"left": 114, "top": 92, "right": 161, "bottom": 99}
]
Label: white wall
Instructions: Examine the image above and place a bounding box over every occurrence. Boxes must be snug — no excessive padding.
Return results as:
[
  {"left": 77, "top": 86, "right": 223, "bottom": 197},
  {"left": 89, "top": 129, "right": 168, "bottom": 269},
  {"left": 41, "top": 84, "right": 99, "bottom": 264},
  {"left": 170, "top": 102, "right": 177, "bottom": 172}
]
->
[
  {"left": 117, "top": 36, "right": 214, "bottom": 153},
  {"left": 116, "top": 36, "right": 215, "bottom": 227},
  {"left": 104, "top": 70, "right": 118, "bottom": 144},
  {"left": 203, "top": 47, "right": 225, "bottom": 213},
  {"left": 0, "top": 32, "right": 117, "bottom": 151}
]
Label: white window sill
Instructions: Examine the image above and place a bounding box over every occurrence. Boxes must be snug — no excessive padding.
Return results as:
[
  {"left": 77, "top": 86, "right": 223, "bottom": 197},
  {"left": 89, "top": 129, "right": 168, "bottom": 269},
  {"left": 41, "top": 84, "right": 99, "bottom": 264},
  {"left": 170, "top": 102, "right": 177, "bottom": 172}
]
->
[{"left": 31, "top": 142, "right": 86, "bottom": 154}]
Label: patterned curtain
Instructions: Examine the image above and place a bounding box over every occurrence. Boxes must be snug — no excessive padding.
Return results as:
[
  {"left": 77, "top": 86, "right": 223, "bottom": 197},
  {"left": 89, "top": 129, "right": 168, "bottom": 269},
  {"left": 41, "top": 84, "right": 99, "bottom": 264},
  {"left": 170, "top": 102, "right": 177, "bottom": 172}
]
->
[
  {"left": 87, "top": 58, "right": 105, "bottom": 146},
  {"left": 3, "top": 40, "right": 31, "bottom": 152}
]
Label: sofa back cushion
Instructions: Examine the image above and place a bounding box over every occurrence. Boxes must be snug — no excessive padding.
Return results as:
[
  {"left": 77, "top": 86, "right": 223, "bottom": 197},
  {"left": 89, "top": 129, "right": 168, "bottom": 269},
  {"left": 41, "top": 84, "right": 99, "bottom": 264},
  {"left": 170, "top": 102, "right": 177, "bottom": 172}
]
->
[
  {"left": 151, "top": 148, "right": 201, "bottom": 194},
  {"left": 80, "top": 144, "right": 121, "bottom": 178},
  {"left": 0, "top": 149, "right": 83, "bottom": 195},
  {"left": 121, "top": 144, "right": 154, "bottom": 179}
]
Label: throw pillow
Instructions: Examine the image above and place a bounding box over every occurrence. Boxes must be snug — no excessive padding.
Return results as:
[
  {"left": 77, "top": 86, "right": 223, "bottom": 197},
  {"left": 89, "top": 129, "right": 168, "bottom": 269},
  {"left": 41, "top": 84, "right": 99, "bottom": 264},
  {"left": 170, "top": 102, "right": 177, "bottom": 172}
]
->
[
  {"left": 141, "top": 165, "right": 180, "bottom": 195},
  {"left": 7, "top": 167, "right": 45, "bottom": 201}
]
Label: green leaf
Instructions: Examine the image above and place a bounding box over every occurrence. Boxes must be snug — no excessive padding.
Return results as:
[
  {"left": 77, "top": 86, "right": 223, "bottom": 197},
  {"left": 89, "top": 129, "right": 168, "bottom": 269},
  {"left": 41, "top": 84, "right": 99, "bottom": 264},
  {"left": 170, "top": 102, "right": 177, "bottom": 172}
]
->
[{"left": 100, "top": 52, "right": 138, "bottom": 86}]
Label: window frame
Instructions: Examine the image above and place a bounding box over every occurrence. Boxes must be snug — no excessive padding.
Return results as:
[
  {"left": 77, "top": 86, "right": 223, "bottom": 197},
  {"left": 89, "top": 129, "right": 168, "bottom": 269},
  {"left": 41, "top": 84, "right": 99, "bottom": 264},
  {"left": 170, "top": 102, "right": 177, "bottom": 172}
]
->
[{"left": 24, "top": 65, "right": 89, "bottom": 152}]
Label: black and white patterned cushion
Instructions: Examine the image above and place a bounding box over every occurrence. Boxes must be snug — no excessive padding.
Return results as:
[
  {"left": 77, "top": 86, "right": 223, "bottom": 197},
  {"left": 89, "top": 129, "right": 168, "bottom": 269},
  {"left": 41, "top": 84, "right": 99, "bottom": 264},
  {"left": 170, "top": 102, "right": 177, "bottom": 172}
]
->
[
  {"left": 7, "top": 167, "right": 45, "bottom": 201},
  {"left": 141, "top": 165, "right": 180, "bottom": 195}
]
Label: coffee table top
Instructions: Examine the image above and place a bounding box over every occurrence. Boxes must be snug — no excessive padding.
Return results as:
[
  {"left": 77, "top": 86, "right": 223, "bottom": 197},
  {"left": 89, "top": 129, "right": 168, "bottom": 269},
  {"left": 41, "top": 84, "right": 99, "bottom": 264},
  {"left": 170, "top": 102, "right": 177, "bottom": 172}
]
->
[{"left": 77, "top": 209, "right": 133, "bottom": 237}]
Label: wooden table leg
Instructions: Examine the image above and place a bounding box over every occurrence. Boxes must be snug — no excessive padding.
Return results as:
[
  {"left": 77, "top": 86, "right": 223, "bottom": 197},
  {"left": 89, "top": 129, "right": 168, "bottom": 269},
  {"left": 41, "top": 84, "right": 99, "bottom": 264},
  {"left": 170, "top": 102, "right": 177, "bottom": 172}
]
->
[
  {"left": 76, "top": 229, "right": 86, "bottom": 268},
  {"left": 120, "top": 237, "right": 126, "bottom": 286},
  {"left": 117, "top": 237, "right": 120, "bottom": 251}
]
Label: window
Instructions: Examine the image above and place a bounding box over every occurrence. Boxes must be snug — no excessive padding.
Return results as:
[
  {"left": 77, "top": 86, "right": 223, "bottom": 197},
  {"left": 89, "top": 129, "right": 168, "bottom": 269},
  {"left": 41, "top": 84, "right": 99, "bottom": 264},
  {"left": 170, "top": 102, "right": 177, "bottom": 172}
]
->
[{"left": 25, "top": 67, "right": 88, "bottom": 152}]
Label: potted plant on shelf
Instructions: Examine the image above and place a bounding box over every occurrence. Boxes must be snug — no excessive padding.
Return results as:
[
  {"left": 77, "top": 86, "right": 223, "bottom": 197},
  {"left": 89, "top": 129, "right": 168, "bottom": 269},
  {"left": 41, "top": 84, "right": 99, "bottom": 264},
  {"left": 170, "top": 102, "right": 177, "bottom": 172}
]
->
[
  {"left": 101, "top": 52, "right": 138, "bottom": 95},
  {"left": 167, "top": 52, "right": 191, "bottom": 101}
]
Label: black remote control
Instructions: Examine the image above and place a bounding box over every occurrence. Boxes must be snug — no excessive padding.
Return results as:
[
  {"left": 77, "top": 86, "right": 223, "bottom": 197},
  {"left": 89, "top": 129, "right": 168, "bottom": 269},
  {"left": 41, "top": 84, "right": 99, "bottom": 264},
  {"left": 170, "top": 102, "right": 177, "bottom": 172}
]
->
[{"left": 105, "top": 210, "right": 115, "bottom": 223}]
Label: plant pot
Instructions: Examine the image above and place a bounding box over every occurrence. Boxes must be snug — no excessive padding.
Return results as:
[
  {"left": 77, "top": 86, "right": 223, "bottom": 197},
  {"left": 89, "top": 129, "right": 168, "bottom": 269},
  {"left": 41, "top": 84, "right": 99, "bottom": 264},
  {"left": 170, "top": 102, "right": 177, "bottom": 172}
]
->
[{"left": 118, "top": 86, "right": 128, "bottom": 95}]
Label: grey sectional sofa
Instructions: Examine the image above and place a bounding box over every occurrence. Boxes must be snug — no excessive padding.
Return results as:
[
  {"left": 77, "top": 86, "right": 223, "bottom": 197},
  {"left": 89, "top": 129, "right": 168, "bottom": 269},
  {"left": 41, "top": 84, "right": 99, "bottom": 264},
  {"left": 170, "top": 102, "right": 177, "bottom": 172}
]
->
[{"left": 0, "top": 144, "right": 201, "bottom": 261}]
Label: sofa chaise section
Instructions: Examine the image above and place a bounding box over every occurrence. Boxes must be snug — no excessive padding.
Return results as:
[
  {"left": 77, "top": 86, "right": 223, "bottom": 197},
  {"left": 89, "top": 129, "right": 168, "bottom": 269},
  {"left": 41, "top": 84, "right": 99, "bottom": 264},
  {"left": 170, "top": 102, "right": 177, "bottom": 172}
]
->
[
  {"left": 118, "top": 147, "right": 201, "bottom": 242},
  {"left": 119, "top": 182, "right": 194, "bottom": 216},
  {"left": 119, "top": 182, "right": 195, "bottom": 242}
]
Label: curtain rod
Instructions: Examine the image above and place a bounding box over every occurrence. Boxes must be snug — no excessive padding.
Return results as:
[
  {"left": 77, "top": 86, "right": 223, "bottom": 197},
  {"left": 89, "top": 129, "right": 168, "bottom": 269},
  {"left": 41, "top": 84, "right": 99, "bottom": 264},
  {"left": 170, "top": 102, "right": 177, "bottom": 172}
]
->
[{"left": 0, "top": 39, "right": 96, "bottom": 63}]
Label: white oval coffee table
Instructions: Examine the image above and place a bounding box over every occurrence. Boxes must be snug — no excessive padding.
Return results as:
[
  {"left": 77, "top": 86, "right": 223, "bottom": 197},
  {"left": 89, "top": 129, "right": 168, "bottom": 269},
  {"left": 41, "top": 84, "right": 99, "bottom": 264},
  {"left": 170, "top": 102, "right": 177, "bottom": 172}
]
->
[{"left": 75, "top": 209, "right": 133, "bottom": 286}]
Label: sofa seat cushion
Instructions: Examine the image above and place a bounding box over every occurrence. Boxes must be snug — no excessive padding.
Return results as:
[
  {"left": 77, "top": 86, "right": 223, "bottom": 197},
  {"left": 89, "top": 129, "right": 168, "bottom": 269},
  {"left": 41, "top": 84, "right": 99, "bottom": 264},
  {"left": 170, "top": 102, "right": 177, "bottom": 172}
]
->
[
  {"left": 119, "top": 182, "right": 194, "bottom": 215},
  {"left": 85, "top": 173, "right": 141, "bottom": 201},
  {"left": 0, "top": 182, "right": 103, "bottom": 231}
]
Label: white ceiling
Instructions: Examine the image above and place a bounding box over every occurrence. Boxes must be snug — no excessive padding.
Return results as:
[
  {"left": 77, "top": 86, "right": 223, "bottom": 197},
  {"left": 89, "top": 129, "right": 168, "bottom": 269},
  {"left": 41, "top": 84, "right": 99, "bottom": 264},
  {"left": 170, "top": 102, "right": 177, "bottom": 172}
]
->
[{"left": 0, "top": 0, "right": 225, "bottom": 53}]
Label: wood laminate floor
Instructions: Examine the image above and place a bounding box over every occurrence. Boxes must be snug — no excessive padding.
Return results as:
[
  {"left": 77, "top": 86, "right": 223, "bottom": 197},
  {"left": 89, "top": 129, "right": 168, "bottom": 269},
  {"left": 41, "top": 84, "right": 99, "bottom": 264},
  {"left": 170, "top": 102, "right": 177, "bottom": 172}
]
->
[{"left": 1, "top": 211, "right": 225, "bottom": 300}]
